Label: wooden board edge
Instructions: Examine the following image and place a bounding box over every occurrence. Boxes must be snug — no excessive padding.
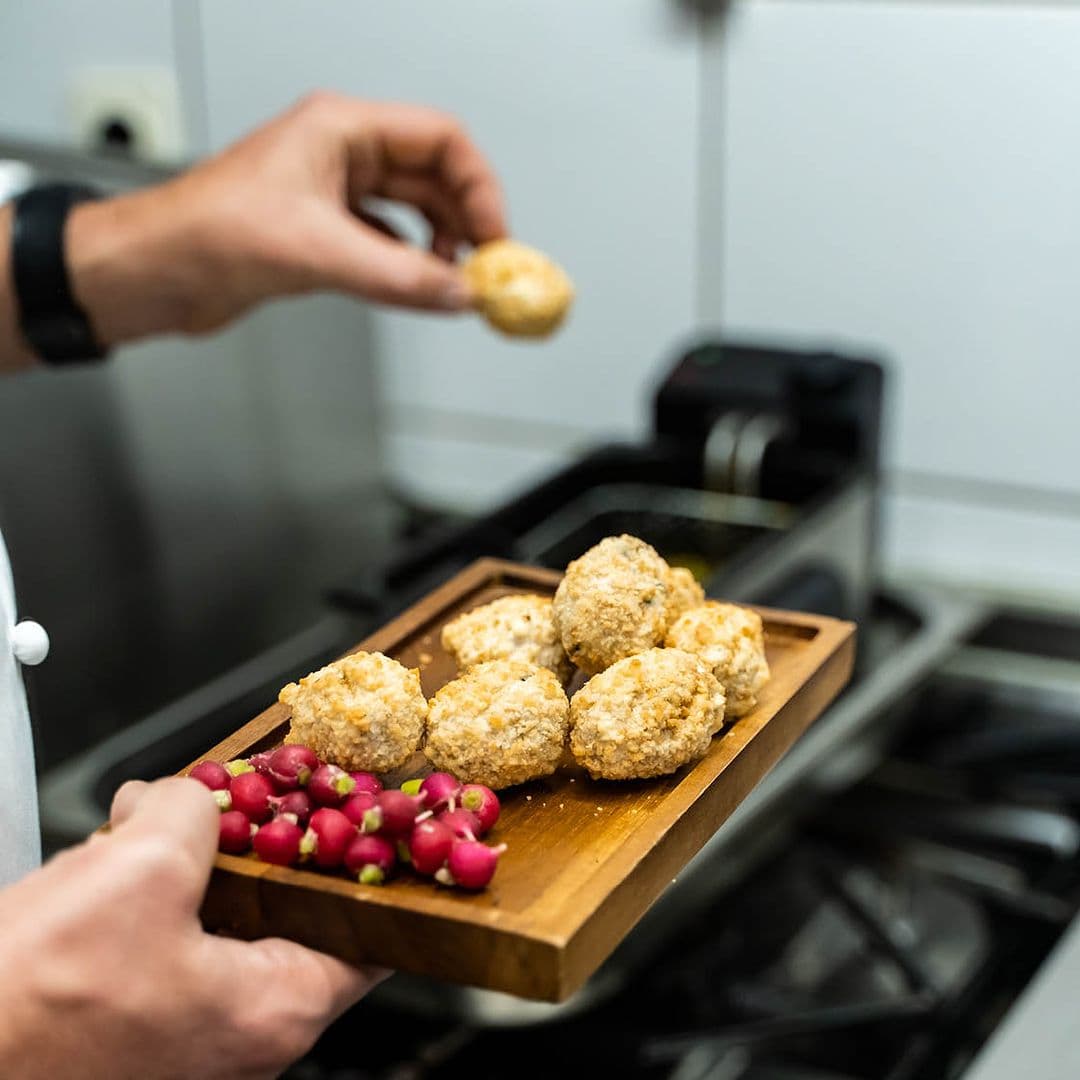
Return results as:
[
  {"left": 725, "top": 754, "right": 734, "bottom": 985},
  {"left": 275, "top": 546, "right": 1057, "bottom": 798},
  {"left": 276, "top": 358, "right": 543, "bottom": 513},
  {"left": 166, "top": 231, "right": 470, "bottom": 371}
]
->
[
  {"left": 548, "top": 625, "right": 857, "bottom": 996},
  {"left": 358, "top": 558, "right": 562, "bottom": 657},
  {"left": 532, "top": 616, "right": 856, "bottom": 942},
  {"left": 200, "top": 868, "right": 569, "bottom": 1002}
]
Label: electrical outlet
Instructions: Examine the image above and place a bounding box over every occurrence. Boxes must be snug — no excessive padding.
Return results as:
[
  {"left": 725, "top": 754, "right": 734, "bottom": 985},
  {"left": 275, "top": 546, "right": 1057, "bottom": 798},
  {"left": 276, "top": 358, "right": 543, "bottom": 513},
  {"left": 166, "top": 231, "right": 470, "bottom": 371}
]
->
[{"left": 69, "top": 67, "right": 185, "bottom": 163}]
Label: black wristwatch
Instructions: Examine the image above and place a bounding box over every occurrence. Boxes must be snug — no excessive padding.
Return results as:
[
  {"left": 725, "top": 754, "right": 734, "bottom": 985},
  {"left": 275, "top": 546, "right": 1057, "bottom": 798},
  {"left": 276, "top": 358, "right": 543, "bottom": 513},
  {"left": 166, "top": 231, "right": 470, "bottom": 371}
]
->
[{"left": 10, "top": 183, "right": 109, "bottom": 364}]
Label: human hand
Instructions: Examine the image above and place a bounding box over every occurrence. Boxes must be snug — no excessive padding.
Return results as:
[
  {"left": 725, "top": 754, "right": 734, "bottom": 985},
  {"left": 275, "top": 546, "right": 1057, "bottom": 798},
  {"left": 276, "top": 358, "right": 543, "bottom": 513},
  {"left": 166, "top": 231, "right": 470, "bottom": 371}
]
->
[
  {"left": 0, "top": 777, "right": 385, "bottom": 1079},
  {"left": 66, "top": 92, "right": 508, "bottom": 346}
]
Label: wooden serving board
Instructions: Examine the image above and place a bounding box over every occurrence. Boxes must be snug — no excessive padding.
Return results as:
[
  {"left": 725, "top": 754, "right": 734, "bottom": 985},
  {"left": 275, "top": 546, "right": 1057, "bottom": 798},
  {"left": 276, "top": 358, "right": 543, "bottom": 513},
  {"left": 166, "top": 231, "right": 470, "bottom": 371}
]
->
[{"left": 192, "top": 558, "right": 855, "bottom": 1002}]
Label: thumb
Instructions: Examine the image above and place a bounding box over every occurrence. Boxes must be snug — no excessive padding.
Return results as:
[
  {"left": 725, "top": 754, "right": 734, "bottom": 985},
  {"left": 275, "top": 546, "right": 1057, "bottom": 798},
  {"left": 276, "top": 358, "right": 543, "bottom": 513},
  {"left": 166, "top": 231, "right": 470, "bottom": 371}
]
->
[
  {"left": 317, "top": 215, "right": 474, "bottom": 312},
  {"left": 109, "top": 779, "right": 150, "bottom": 827},
  {"left": 109, "top": 777, "right": 221, "bottom": 897}
]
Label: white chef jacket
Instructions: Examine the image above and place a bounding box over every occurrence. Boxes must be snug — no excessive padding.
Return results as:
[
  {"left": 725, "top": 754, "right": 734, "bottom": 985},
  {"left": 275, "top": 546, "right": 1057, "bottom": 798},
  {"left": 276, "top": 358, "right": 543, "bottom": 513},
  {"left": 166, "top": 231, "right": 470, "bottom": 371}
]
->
[{"left": 0, "top": 523, "right": 45, "bottom": 886}]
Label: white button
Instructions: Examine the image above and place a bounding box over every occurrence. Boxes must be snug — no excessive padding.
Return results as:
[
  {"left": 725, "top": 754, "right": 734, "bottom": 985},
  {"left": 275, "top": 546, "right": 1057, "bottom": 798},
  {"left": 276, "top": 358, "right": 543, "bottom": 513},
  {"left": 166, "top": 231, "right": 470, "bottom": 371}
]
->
[{"left": 11, "top": 620, "right": 49, "bottom": 666}]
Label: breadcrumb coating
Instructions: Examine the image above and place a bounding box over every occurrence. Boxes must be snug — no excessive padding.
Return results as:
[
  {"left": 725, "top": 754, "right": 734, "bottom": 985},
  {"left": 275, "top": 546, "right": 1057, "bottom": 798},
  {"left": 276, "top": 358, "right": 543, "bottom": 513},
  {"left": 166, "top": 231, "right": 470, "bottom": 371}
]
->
[
  {"left": 280, "top": 651, "right": 427, "bottom": 773},
  {"left": 569, "top": 648, "right": 725, "bottom": 780},
  {"left": 665, "top": 601, "right": 770, "bottom": 717},
  {"left": 666, "top": 566, "right": 706, "bottom": 622},
  {"left": 553, "top": 534, "right": 672, "bottom": 675},
  {"left": 463, "top": 239, "right": 574, "bottom": 338},
  {"left": 425, "top": 660, "right": 570, "bottom": 789},
  {"left": 441, "top": 594, "right": 572, "bottom": 682}
]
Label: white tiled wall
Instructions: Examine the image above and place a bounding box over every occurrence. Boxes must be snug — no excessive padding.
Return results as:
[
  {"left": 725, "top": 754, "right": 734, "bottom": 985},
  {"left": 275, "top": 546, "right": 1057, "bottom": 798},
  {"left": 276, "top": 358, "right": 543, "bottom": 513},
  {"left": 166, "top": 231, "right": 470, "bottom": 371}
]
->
[
  {"left": 196, "top": 0, "right": 703, "bottom": 507},
  {"left": 4, "top": 1, "right": 1080, "bottom": 595},
  {"left": 718, "top": 0, "right": 1080, "bottom": 596},
  {"left": 0, "top": 1, "right": 184, "bottom": 146}
]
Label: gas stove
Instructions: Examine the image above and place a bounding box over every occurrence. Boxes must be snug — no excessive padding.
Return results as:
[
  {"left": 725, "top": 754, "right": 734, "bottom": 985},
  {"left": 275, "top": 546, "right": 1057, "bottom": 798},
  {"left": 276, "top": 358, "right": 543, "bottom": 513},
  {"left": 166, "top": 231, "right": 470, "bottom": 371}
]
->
[
  {"left": 35, "top": 339, "right": 1080, "bottom": 1079},
  {"left": 284, "top": 607, "right": 1080, "bottom": 1080}
]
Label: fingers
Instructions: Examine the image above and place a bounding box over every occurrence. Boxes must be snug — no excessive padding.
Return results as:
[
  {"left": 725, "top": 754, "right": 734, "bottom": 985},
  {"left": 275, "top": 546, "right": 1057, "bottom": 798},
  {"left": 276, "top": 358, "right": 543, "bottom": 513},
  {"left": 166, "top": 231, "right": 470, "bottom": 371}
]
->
[
  {"left": 110, "top": 779, "right": 149, "bottom": 827},
  {"left": 357, "top": 209, "right": 404, "bottom": 243},
  {"left": 373, "top": 172, "right": 467, "bottom": 261},
  {"left": 208, "top": 932, "right": 389, "bottom": 1042},
  {"left": 334, "top": 99, "right": 508, "bottom": 244},
  {"left": 319, "top": 217, "right": 474, "bottom": 311},
  {"left": 250, "top": 938, "right": 389, "bottom": 1020}
]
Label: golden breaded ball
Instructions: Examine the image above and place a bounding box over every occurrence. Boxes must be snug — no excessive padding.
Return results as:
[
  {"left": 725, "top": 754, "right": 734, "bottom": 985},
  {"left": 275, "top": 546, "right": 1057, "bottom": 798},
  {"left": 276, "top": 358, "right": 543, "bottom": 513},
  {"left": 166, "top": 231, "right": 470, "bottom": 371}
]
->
[
  {"left": 425, "top": 660, "right": 569, "bottom": 789},
  {"left": 280, "top": 651, "right": 427, "bottom": 773},
  {"left": 553, "top": 534, "right": 672, "bottom": 675},
  {"left": 666, "top": 565, "right": 706, "bottom": 622},
  {"left": 665, "top": 601, "right": 770, "bottom": 718},
  {"left": 463, "top": 239, "right": 574, "bottom": 338},
  {"left": 441, "top": 594, "right": 572, "bottom": 683},
  {"left": 570, "top": 648, "right": 725, "bottom": 780}
]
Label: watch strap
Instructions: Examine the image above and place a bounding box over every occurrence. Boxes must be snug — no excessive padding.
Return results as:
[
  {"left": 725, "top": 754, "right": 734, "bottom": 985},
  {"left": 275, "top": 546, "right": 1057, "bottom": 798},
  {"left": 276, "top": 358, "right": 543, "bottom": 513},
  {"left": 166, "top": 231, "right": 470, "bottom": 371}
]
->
[{"left": 11, "top": 183, "right": 108, "bottom": 364}]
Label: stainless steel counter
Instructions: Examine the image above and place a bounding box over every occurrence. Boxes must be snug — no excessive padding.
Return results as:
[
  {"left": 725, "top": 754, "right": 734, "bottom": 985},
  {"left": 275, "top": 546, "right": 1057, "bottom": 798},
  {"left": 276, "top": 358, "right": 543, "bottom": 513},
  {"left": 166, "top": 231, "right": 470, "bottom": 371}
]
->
[{"left": 965, "top": 913, "right": 1080, "bottom": 1080}]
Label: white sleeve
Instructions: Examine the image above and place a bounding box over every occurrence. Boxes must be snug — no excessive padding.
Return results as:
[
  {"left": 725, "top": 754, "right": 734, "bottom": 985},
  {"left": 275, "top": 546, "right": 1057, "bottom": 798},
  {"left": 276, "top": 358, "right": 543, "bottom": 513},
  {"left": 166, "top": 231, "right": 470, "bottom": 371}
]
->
[{"left": 0, "top": 525, "right": 43, "bottom": 886}]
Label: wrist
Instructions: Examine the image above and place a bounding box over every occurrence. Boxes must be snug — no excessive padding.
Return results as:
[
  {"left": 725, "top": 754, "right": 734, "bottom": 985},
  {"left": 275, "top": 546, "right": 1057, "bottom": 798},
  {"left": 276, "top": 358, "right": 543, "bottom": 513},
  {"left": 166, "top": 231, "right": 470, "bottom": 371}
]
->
[{"left": 66, "top": 183, "right": 204, "bottom": 347}]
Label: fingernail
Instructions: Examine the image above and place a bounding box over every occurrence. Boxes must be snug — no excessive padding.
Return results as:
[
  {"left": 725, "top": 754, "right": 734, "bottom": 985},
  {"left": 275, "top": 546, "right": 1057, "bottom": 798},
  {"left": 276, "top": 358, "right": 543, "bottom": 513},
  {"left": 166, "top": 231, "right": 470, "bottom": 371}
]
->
[{"left": 441, "top": 279, "right": 473, "bottom": 311}]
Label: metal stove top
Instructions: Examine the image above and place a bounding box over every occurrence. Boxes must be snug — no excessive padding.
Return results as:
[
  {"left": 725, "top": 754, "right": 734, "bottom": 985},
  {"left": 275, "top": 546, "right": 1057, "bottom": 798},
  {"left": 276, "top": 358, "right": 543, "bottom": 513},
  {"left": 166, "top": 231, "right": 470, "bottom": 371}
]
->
[{"left": 281, "top": 600, "right": 1080, "bottom": 1080}]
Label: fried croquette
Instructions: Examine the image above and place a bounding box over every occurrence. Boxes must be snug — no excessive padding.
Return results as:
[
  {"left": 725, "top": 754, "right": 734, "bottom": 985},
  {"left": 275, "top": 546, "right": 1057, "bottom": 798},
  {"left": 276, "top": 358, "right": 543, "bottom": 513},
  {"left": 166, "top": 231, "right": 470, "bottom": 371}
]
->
[
  {"left": 462, "top": 239, "right": 574, "bottom": 338},
  {"left": 425, "top": 660, "right": 570, "bottom": 789},
  {"left": 569, "top": 648, "right": 725, "bottom": 780},
  {"left": 280, "top": 651, "right": 427, "bottom": 773},
  {"left": 666, "top": 565, "right": 706, "bottom": 622},
  {"left": 553, "top": 534, "right": 672, "bottom": 675},
  {"left": 441, "top": 594, "right": 572, "bottom": 682},
  {"left": 665, "top": 601, "right": 770, "bottom": 718}
]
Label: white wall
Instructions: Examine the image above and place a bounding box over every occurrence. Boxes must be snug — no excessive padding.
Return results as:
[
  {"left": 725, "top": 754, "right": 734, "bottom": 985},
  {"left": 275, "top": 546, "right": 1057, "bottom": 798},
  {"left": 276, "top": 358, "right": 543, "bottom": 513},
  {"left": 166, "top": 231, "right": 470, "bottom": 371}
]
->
[
  {"left": 0, "top": 1, "right": 187, "bottom": 148},
  {"left": 718, "top": 0, "right": 1080, "bottom": 599},
  {"left": 4, "top": 1, "right": 1080, "bottom": 598},
  {"left": 197, "top": 0, "right": 702, "bottom": 508}
]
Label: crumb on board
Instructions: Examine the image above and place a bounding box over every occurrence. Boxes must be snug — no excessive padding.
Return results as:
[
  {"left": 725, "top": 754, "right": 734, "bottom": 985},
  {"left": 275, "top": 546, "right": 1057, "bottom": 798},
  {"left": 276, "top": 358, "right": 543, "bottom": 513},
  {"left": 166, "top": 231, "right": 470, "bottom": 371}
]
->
[
  {"left": 418, "top": 651, "right": 433, "bottom": 665},
  {"left": 526, "top": 795, "right": 533, "bottom": 801},
  {"left": 559, "top": 802, "right": 564, "bottom": 810}
]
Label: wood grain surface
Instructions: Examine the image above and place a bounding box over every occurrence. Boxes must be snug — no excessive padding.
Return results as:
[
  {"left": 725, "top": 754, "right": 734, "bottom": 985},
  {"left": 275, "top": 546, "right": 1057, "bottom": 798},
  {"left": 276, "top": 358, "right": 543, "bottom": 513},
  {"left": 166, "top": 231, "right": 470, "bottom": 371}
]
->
[{"left": 192, "top": 559, "right": 856, "bottom": 1002}]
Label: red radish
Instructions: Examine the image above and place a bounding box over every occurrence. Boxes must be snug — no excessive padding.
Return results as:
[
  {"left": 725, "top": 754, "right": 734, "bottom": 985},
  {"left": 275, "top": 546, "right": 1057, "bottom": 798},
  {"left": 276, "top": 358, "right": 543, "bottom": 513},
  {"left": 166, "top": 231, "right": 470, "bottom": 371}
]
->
[
  {"left": 269, "top": 790, "right": 313, "bottom": 827},
  {"left": 218, "top": 810, "right": 256, "bottom": 854},
  {"left": 345, "top": 834, "right": 396, "bottom": 885},
  {"left": 409, "top": 819, "right": 456, "bottom": 876},
  {"left": 190, "top": 761, "right": 230, "bottom": 791},
  {"left": 230, "top": 771, "right": 275, "bottom": 823},
  {"left": 308, "top": 764, "right": 356, "bottom": 807},
  {"left": 438, "top": 808, "right": 481, "bottom": 842},
  {"left": 213, "top": 790, "right": 232, "bottom": 812},
  {"left": 362, "top": 790, "right": 423, "bottom": 837},
  {"left": 253, "top": 818, "right": 305, "bottom": 866},
  {"left": 349, "top": 771, "right": 382, "bottom": 796},
  {"left": 341, "top": 791, "right": 378, "bottom": 827},
  {"left": 438, "top": 841, "right": 507, "bottom": 889},
  {"left": 267, "top": 745, "right": 318, "bottom": 791},
  {"left": 301, "top": 808, "right": 357, "bottom": 869},
  {"left": 420, "top": 772, "right": 460, "bottom": 811},
  {"left": 459, "top": 784, "right": 500, "bottom": 835},
  {"left": 225, "top": 759, "right": 255, "bottom": 777},
  {"left": 246, "top": 751, "right": 274, "bottom": 776}
]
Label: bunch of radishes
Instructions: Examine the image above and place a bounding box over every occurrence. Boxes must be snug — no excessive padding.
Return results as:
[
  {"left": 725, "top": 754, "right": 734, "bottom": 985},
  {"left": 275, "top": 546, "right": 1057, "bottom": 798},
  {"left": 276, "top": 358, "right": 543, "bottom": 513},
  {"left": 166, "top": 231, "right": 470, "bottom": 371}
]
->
[{"left": 189, "top": 747, "right": 505, "bottom": 890}]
